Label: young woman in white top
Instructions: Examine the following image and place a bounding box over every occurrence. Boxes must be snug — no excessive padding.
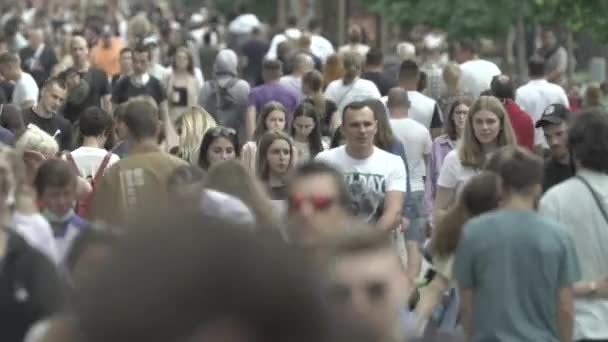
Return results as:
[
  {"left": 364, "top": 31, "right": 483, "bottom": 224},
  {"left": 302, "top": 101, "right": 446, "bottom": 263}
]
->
[
  {"left": 165, "top": 47, "right": 199, "bottom": 122},
  {"left": 433, "top": 96, "right": 516, "bottom": 224},
  {"left": 241, "top": 101, "right": 291, "bottom": 172},
  {"left": 290, "top": 101, "right": 325, "bottom": 164}
]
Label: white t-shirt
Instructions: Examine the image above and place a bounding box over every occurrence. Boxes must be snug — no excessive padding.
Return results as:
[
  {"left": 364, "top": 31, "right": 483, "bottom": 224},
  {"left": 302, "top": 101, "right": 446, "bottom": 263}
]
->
[
  {"left": 515, "top": 79, "right": 569, "bottom": 146},
  {"left": 311, "top": 35, "right": 335, "bottom": 62},
  {"left": 437, "top": 149, "right": 480, "bottom": 192},
  {"left": 324, "top": 78, "right": 381, "bottom": 123},
  {"left": 407, "top": 91, "right": 440, "bottom": 129},
  {"left": 316, "top": 146, "right": 407, "bottom": 222},
  {"left": 68, "top": 147, "right": 120, "bottom": 178},
  {"left": 338, "top": 44, "right": 370, "bottom": 58},
  {"left": 390, "top": 117, "right": 432, "bottom": 192},
  {"left": 12, "top": 72, "right": 39, "bottom": 107},
  {"left": 279, "top": 75, "right": 302, "bottom": 98},
  {"left": 459, "top": 59, "right": 501, "bottom": 98},
  {"left": 228, "top": 14, "right": 261, "bottom": 34}
]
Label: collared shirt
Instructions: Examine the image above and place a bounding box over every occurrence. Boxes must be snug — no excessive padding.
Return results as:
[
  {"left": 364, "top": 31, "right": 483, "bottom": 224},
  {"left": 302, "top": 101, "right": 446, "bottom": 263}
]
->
[
  {"left": 540, "top": 169, "right": 608, "bottom": 340},
  {"left": 515, "top": 79, "right": 569, "bottom": 146}
]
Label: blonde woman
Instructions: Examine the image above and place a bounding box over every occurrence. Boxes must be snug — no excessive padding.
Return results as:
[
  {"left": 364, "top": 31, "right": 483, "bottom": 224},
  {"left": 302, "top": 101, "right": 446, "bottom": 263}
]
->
[
  {"left": 432, "top": 96, "right": 516, "bottom": 225},
  {"left": 173, "top": 106, "right": 216, "bottom": 164},
  {"left": 16, "top": 124, "right": 91, "bottom": 202}
]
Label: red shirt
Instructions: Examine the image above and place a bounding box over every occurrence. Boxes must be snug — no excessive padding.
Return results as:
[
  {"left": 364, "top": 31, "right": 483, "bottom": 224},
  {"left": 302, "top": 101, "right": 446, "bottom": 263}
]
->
[{"left": 502, "top": 99, "right": 535, "bottom": 150}]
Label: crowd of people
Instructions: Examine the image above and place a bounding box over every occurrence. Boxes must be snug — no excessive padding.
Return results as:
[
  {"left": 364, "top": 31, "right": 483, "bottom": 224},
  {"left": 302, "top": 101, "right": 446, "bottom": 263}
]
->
[{"left": 0, "top": 2, "right": 607, "bottom": 342}]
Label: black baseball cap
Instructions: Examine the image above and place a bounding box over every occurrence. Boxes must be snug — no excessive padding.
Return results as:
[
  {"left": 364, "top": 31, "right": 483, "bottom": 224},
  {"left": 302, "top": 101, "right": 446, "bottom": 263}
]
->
[{"left": 535, "top": 104, "right": 572, "bottom": 128}]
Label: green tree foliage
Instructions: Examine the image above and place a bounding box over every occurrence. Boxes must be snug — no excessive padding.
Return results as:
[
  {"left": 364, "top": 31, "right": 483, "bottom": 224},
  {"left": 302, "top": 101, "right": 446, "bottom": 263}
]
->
[{"left": 363, "top": 0, "right": 608, "bottom": 42}]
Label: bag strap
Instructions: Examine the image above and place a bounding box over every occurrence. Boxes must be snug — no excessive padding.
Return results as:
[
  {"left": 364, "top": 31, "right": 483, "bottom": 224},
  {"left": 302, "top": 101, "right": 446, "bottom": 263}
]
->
[
  {"left": 576, "top": 175, "right": 608, "bottom": 224},
  {"left": 92, "top": 152, "right": 113, "bottom": 183},
  {"left": 65, "top": 153, "right": 83, "bottom": 177}
]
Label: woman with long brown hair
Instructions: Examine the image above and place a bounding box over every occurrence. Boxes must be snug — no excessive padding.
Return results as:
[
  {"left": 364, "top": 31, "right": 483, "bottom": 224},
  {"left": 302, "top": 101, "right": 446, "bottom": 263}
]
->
[
  {"left": 302, "top": 70, "right": 338, "bottom": 137},
  {"left": 415, "top": 171, "right": 503, "bottom": 334},
  {"left": 256, "top": 131, "right": 295, "bottom": 201},
  {"left": 433, "top": 96, "right": 516, "bottom": 225}
]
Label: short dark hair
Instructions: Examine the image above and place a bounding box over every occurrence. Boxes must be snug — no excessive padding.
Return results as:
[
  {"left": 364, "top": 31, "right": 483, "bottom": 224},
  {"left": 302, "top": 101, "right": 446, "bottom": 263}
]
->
[
  {"left": 113, "top": 102, "right": 129, "bottom": 122},
  {"left": 308, "top": 18, "right": 321, "bottom": 31},
  {"left": 528, "top": 55, "right": 545, "bottom": 78},
  {"left": 490, "top": 75, "right": 515, "bottom": 100},
  {"left": 341, "top": 101, "right": 371, "bottom": 124},
  {"left": 133, "top": 44, "right": 151, "bottom": 60},
  {"left": 43, "top": 76, "right": 67, "bottom": 92},
  {"left": 287, "top": 15, "right": 298, "bottom": 27},
  {"left": 484, "top": 146, "right": 544, "bottom": 193},
  {"left": 399, "top": 59, "right": 419, "bottom": 81},
  {"left": 80, "top": 107, "right": 113, "bottom": 137},
  {"left": 325, "top": 224, "right": 393, "bottom": 258},
  {"left": 459, "top": 39, "right": 478, "bottom": 55},
  {"left": 34, "top": 158, "right": 77, "bottom": 195},
  {"left": 288, "top": 161, "right": 351, "bottom": 210},
  {"left": 123, "top": 98, "right": 159, "bottom": 140},
  {"left": 263, "top": 59, "right": 283, "bottom": 80},
  {"left": 365, "top": 48, "right": 383, "bottom": 66},
  {"left": 119, "top": 47, "right": 132, "bottom": 56},
  {"left": 568, "top": 111, "right": 608, "bottom": 173},
  {"left": 0, "top": 52, "right": 19, "bottom": 65},
  {"left": 302, "top": 70, "right": 324, "bottom": 93}
]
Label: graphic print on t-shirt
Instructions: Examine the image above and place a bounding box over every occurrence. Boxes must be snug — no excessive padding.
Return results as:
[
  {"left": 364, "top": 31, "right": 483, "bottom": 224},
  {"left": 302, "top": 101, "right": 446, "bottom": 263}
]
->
[{"left": 344, "top": 172, "right": 386, "bottom": 222}]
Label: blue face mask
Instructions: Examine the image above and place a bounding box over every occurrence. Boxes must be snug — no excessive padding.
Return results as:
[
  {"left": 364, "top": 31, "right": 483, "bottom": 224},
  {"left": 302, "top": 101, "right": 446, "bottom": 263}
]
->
[{"left": 42, "top": 208, "right": 75, "bottom": 224}]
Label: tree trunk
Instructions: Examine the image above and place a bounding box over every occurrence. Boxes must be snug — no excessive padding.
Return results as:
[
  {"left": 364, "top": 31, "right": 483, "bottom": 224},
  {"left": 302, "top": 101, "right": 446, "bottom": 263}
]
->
[
  {"left": 566, "top": 30, "right": 575, "bottom": 84},
  {"left": 515, "top": 15, "right": 528, "bottom": 83}
]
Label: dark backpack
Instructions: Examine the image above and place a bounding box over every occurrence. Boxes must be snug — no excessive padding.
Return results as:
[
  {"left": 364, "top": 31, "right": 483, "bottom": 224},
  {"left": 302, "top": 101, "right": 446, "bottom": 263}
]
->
[
  {"left": 66, "top": 152, "right": 112, "bottom": 218},
  {"left": 208, "top": 78, "right": 241, "bottom": 130}
]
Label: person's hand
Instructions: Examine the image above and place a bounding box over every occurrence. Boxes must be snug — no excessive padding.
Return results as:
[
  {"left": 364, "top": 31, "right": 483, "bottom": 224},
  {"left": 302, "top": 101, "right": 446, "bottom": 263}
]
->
[{"left": 400, "top": 217, "right": 410, "bottom": 233}]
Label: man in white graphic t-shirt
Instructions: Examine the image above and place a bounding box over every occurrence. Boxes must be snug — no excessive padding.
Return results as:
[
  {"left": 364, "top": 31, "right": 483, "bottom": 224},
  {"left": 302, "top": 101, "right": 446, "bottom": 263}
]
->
[{"left": 316, "top": 101, "right": 406, "bottom": 231}]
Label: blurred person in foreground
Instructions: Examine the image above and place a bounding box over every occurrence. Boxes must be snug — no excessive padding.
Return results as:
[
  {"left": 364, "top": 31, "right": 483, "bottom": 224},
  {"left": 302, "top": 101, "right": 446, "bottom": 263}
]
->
[
  {"left": 287, "top": 161, "right": 353, "bottom": 246},
  {"left": 321, "top": 226, "right": 416, "bottom": 342},
  {"left": 455, "top": 146, "right": 580, "bottom": 342},
  {"left": 72, "top": 212, "right": 336, "bottom": 342},
  {"left": 540, "top": 112, "right": 608, "bottom": 342}
]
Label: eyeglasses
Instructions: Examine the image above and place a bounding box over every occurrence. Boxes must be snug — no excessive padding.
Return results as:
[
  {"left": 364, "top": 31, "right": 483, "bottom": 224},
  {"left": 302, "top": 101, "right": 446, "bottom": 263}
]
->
[
  {"left": 288, "top": 193, "right": 336, "bottom": 212},
  {"left": 207, "top": 126, "right": 237, "bottom": 137},
  {"left": 327, "top": 281, "right": 388, "bottom": 305}
]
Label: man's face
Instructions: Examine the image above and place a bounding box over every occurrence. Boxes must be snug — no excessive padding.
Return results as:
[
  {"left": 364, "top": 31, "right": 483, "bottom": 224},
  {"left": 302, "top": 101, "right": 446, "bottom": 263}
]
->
[
  {"left": 326, "top": 249, "right": 410, "bottom": 339},
  {"left": 41, "top": 83, "right": 67, "bottom": 114},
  {"left": 543, "top": 122, "right": 569, "bottom": 162},
  {"left": 542, "top": 31, "right": 557, "bottom": 50},
  {"left": 40, "top": 183, "right": 77, "bottom": 218},
  {"left": 132, "top": 51, "right": 150, "bottom": 75},
  {"left": 0, "top": 63, "right": 18, "bottom": 81},
  {"left": 342, "top": 107, "right": 377, "bottom": 152},
  {"left": 287, "top": 174, "right": 349, "bottom": 245},
  {"left": 120, "top": 51, "right": 133, "bottom": 74},
  {"left": 70, "top": 38, "right": 89, "bottom": 66}
]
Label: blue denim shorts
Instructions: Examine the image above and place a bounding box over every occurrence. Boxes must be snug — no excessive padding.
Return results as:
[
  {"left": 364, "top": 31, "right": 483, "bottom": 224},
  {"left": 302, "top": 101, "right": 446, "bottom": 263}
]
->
[{"left": 403, "top": 190, "right": 427, "bottom": 243}]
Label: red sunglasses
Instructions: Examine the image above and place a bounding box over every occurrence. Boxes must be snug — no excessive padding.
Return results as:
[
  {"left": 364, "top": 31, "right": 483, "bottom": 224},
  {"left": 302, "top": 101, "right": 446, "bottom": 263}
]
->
[{"left": 289, "top": 194, "right": 336, "bottom": 212}]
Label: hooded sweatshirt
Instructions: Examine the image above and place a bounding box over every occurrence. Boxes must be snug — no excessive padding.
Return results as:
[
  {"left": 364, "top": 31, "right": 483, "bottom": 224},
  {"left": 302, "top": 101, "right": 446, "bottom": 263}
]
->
[{"left": 198, "top": 49, "right": 251, "bottom": 134}]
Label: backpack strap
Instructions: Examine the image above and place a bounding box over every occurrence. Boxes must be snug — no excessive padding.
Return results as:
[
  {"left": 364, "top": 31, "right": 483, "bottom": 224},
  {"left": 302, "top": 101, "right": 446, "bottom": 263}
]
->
[
  {"left": 92, "top": 152, "right": 113, "bottom": 183},
  {"left": 65, "top": 153, "right": 83, "bottom": 177},
  {"left": 577, "top": 175, "right": 608, "bottom": 224}
]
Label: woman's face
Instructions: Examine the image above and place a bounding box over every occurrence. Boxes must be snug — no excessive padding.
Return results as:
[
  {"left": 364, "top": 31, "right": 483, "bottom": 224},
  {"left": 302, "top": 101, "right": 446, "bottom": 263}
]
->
[
  {"left": 206, "top": 137, "right": 236, "bottom": 166},
  {"left": 452, "top": 104, "right": 470, "bottom": 133},
  {"left": 266, "top": 139, "right": 291, "bottom": 176},
  {"left": 265, "top": 110, "right": 287, "bottom": 132},
  {"left": 175, "top": 51, "right": 190, "bottom": 71},
  {"left": 293, "top": 115, "right": 315, "bottom": 138},
  {"left": 472, "top": 109, "right": 501, "bottom": 145}
]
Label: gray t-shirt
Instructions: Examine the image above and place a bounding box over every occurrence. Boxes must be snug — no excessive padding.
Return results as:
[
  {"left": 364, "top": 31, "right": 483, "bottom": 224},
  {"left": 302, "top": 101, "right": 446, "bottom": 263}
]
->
[{"left": 454, "top": 209, "right": 580, "bottom": 342}]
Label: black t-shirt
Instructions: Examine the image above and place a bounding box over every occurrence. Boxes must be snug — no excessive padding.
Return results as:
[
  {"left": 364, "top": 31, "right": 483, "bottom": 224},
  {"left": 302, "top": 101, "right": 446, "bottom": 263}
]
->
[
  {"left": 62, "top": 67, "right": 110, "bottom": 123},
  {"left": 361, "top": 71, "right": 397, "bottom": 96},
  {"left": 112, "top": 75, "right": 167, "bottom": 105},
  {"left": 240, "top": 39, "right": 270, "bottom": 85},
  {"left": 543, "top": 157, "right": 575, "bottom": 192},
  {"left": 0, "top": 231, "right": 65, "bottom": 342},
  {"left": 23, "top": 108, "right": 73, "bottom": 151}
]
